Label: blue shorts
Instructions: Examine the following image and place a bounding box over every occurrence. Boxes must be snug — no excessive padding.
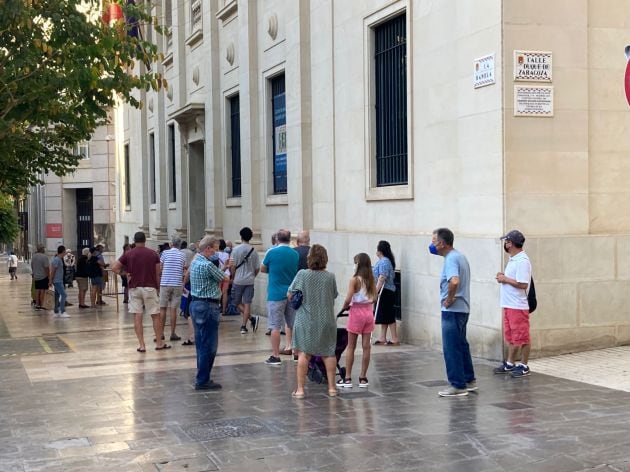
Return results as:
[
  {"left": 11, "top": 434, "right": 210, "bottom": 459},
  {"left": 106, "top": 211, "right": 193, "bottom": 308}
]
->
[{"left": 90, "top": 276, "right": 103, "bottom": 288}]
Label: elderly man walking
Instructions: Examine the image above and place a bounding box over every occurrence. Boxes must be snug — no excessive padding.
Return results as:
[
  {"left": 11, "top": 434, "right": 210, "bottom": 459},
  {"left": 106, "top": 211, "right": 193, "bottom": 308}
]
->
[
  {"left": 189, "top": 236, "right": 231, "bottom": 390},
  {"left": 429, "top": 227, "right": 476, "bottom": 397}
]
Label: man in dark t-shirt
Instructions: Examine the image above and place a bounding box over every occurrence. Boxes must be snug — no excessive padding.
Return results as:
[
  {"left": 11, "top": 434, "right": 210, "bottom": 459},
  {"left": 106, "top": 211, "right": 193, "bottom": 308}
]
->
[
  {"left": 294, "top": 230, "right": 310, "bottom": 271},
  {"left": 112, "top": 232, "right": 167, "bottom": 352}
]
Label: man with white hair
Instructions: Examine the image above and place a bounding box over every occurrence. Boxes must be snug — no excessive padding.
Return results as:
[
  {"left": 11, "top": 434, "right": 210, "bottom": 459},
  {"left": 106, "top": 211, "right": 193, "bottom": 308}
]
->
[{"left": 189, "top": 235, "right": 231, "bottom": 390}]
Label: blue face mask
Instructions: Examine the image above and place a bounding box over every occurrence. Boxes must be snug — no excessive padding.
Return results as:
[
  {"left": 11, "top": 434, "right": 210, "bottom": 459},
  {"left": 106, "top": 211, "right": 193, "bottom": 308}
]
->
[{"left": 428, "top": 243, "right": 439, "bottom": 255}]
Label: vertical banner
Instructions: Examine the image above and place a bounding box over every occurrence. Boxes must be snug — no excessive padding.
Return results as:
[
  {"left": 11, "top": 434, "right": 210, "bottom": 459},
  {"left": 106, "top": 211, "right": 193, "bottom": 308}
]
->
[{"left": 273, "top": 92, "right": 287, "bottom": 184}]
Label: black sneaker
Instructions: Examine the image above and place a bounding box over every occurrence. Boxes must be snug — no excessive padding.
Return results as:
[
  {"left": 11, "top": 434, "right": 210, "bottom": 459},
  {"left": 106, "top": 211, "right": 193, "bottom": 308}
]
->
[
  {"left": 195, "top": 381, "right": 222, "bottom": 390},
  {"left": 493, "top": 362, "right": 515, "bottom": 374},
  {"left": 250, "top": 315, "right": 259, "bottom": 332},
  {"left": 510, "top": 365, "right": 531, "bottom": 378},
  {"left": 265, "top": 356, "right": 281, "bottom": 365},
  {"left": 240, "top": 325, "right": 248, "bottom": 334}
]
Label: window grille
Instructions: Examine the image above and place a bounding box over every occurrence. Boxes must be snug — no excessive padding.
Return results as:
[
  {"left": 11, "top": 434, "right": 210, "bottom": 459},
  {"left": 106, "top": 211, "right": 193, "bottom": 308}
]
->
[
  {"left": 229, "top": 95, "right": 241, "bottom": 197},
  {"left": 374, "top": 14, "right": 407, "bottom": 186}
]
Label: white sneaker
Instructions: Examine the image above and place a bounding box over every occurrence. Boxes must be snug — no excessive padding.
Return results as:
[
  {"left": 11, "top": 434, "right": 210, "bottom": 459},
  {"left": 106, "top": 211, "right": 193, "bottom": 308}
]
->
[
  {"left": 52, "top": 312, "right": 60, "bottom": 317},
  {"left": 59, "top": 312, "right": 70, "bottom": 318}
]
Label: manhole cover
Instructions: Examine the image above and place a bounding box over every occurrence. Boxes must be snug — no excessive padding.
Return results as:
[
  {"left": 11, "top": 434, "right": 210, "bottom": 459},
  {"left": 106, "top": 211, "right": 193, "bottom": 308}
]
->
[
  {"left": 184, "top": 417, "right": 276, "bottom": 441},
  {"left": 416, "top": 380, "right": 450, "bottom": 387},
  {"left": 0, "top": 336, "right": 71, "bottom": 358},
  {"left": 491, "top": 402, "right": 533, "bottom": 410}
]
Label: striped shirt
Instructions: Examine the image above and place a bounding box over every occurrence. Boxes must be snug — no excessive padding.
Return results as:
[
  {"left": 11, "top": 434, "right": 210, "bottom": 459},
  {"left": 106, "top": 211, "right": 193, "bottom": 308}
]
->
[
  {"left": 189, "top": 254, "right": 225, "bottom": 299},
  {"left": 160, "top": 248, "right": 185, "bottom": 287}
]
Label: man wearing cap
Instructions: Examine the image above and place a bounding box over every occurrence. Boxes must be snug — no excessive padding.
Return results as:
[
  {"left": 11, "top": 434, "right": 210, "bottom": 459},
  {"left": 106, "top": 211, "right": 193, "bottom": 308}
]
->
[
  {"left": 494, "top": 230, "right": 533, "bottom": 378},
  {"left": 159, "top": 237, "right": 186, "bottom": 341}
]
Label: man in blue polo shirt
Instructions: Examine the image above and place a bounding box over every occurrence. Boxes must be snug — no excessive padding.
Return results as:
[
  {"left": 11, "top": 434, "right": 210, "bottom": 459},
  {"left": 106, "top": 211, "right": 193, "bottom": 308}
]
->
[{"left": 261, "top": 229, "right": 299, "bottom": 365}]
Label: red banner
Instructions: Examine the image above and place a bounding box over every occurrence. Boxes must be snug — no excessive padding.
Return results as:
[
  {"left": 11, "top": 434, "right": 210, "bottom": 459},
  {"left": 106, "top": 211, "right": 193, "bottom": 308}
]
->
[{"left": 46, "top": 224, "right": 63, "bottom": 238}]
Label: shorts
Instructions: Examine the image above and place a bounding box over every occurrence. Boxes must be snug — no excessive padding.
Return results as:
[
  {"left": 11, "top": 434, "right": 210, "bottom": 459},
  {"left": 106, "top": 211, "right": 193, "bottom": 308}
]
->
[
  {"left": 9, "top": 267, "right": 16, "bottom": 274},
  {"left": 267, "top": 299, "right": 295, "bottom": 331},
  {"left": 34, "top": 277, "right": 49, "bottom": 290},
  {"left": 76, "top": 277, "right": 89, "bottom": 291},
  {"left": 503, "top": 307, "right": 530, "bottom": 345},
  {"left": 232, "top": 284, "right": 254, "bottom": 305},
  {"left": 160, "top": 285, "right": 183, "bottom": 308},
  {"left": 90, "top": 276, "right": 104, "bottom": 288},
  {"left": 347, "top": 303, "right": 375, "bottom": 335},
  {"left": 129, "top": 287, "right": 160, "bottom": 316}
]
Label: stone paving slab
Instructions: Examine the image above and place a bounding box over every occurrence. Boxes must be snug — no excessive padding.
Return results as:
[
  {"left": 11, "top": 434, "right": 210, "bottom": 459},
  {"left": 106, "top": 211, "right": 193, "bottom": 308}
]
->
[{"left": 2, "top": 273, "right": 630, "bottom": 471}]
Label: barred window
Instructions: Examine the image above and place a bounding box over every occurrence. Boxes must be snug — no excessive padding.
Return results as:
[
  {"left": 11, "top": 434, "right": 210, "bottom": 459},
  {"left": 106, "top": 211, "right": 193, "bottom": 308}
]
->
[
  {"left": 229, "top": 95, "right": 241, "bottom": 197},
  {"left": 374, "top": 14, "right": 407, "bottom": 186}
]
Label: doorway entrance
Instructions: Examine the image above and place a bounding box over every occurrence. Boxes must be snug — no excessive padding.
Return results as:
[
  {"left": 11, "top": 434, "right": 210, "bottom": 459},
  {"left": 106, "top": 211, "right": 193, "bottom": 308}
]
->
[
  {"left": 76, "top": 188, "right": 93, "bottom": 252},
  {"left": 188, "top": 141, "right": 206, "bottom": 242}
]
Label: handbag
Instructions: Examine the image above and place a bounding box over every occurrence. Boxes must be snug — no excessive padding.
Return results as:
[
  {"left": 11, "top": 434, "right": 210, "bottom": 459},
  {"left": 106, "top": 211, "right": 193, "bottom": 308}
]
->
[{"left": 290, "top": 290, "right": 303, "bottom": 310}]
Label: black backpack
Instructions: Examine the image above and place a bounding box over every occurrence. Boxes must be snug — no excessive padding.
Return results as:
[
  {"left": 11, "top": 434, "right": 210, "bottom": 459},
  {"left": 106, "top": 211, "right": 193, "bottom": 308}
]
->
[{"left": 528, "top": 277, "right": 537, "bottom": 313}]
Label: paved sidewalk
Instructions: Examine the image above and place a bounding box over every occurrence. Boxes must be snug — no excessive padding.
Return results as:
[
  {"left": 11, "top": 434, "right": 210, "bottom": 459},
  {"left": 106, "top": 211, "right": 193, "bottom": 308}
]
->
[{"left": 2, "top": 274, "right": 630, "bottom": 471}]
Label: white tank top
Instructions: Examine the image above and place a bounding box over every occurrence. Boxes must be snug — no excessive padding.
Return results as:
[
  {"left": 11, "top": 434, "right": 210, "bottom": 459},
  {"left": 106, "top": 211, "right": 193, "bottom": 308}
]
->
[{"left": 351, "top": 278, "right": 373, "bottom": 304}]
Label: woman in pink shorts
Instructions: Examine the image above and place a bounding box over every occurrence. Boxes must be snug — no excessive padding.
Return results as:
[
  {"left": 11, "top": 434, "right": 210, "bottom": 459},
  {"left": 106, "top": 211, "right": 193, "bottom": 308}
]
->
[{"left": 337, "top": 253, "right": 377, "bottom": 388}]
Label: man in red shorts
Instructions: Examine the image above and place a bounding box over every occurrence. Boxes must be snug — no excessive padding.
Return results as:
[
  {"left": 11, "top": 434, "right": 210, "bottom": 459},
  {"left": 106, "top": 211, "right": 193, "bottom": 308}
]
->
[{"left": 494, "top": 230, "right": 532, "bottom": 378}]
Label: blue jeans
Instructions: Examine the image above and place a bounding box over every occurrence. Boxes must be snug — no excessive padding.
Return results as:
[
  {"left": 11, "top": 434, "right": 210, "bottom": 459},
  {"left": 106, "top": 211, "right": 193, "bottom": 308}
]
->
[
  {"left": 441, "top": 311, "right": 475, "bottom": 389},
  {"left": 53, "top": 282, "right": 67, "bottom": 313},
  {"left": 190, "top": 300, "right": 221, "bottom": 386}
]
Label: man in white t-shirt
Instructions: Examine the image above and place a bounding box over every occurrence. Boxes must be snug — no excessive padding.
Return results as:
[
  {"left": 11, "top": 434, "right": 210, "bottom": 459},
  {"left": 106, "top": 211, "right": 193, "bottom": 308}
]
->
[
  {"left": 160, "top": 237, "right": 186, "bottom": 341},
  {"left": 494, "top": 230, "right": 532, "bottom": 378},
  {"left": 8, "top": 252, "right": 18, "bottom": 280}
]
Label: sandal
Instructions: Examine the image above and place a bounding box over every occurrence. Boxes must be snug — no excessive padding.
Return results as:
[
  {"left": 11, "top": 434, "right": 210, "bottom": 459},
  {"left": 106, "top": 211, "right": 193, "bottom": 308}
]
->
[
  {"left": 155, "top": 344, "right": 171, "bottom": 350},
  {"left": 328, "top": 390, "right": 338, "bottom": 397},
  {"left": 336, "top": 378, "right": 352, "bottom": 388},
  {"left": 136, "top": 347, "right": 146, "bottom": 353},
  {"left": 386, "top": 340, "right": 400, "bottom": 346},
  {"left": 373, "top": 340, "right": 386, "bottom": 345},
  {"left": 291, "top": 390, "right": 305, "bottom": 399},
  {"left": 182, "top": 339, "right": 194, "bottom": 346},
  {"left": 359, "top": 377, "right": 369, "bottom": 388}
]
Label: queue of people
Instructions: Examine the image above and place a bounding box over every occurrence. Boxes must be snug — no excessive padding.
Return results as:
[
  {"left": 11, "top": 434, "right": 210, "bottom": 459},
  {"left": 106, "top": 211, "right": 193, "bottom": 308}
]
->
[{"left": 27, "top": 224, "right": 532, "bottom": 399}]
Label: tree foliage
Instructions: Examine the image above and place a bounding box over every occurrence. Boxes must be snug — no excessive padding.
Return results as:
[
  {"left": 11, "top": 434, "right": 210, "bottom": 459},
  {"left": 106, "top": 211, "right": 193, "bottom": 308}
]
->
[
  {"left": 0, "top": 0, "right": 165, "bottom": 195},
  {"left": 0, "top": 195, "right": 19, "bottom": 244}
]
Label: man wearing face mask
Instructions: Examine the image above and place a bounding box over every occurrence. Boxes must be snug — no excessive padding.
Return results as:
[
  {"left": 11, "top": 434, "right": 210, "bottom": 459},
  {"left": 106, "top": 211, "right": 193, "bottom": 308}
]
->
[
  {"left": 429, "top": 228, "right": 476, "bottom": 397},
  {"left": 494, "top": 230, "right": 532, "bottom": 378}
]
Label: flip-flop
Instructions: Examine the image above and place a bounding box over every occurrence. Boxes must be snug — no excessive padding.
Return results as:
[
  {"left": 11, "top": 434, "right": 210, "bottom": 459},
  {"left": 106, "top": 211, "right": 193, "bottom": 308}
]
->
[
  {"left": 386, "top": 341, "right": 400, "bottom": 346},
  {"left": 373, "top": 340, "right": 386, "bottom": 345},
  {"left": 136, "top": 348, "right": 146, "bottom": 353},
  {"left": 328, "top": 390, "right": 338, "bottom": 397},
  {"left": 291, "top": 391, "right": 305, "bottom": 399},
  {"left": 155, "top": 344, "right": 172, "bottom": 350}
]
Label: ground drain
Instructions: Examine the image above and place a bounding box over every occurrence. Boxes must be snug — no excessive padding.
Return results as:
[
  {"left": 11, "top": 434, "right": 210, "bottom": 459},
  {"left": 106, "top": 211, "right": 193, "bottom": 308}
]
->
[{"left": 184, "top": 417, "right": 276, "bottom": 441}]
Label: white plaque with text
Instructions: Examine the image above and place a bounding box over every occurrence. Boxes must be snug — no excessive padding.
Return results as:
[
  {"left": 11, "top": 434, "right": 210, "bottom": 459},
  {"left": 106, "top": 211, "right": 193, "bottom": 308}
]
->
[
  {"left": 514, "top": 85, "right": 554, "bottom": 117},
  {"left": 514, "top": 50, "right": 552, "bottom": 82},
  {"left": 473, "top": 54, "right": 496, "bottom": 88}
]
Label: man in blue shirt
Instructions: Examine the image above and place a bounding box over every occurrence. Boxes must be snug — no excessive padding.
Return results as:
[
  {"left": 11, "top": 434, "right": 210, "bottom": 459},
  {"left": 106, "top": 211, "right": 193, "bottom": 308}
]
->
[
  {"left": 261, "top": 229, "right": 299, "bottom": 365},
  {"left": 188, "top": 235, "right": 230, "bottom": 390},
  {"left": 429, "top": 228, "right": 476, "bottom": 397}
]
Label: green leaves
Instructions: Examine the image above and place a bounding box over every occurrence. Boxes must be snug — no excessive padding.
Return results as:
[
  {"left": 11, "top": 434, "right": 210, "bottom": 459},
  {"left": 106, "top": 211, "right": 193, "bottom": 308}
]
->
[
  {"left": 0, "top": 0, "right": 164, "bottom": 195},
  {"left": 0, "top": 195, "right": 19, "bottom": 244}
]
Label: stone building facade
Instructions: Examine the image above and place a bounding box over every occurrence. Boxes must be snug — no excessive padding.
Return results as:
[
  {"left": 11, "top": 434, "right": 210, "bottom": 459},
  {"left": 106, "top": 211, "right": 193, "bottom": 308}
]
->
[{"left": 115, "top": 0, "right": 630, "bottom": 359}]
